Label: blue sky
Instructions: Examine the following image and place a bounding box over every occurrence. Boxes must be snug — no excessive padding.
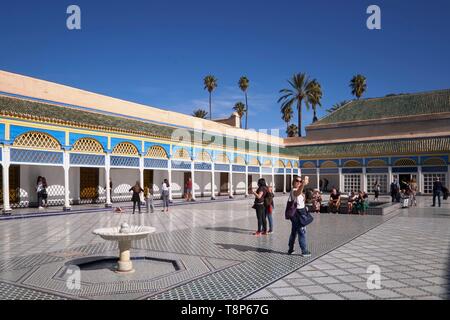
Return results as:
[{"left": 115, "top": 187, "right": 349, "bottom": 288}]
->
[{"left": 1, "top": 0, "right": 449, "bottom": 136}]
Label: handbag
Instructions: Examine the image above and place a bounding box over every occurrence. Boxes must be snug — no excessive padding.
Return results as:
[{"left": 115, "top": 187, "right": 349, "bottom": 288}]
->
[
  {"left": 299, "top": 208, "right": 314, "bottom": 227},
  {"left": 284, "top": 192, "right": 297, "bottom": 220}
]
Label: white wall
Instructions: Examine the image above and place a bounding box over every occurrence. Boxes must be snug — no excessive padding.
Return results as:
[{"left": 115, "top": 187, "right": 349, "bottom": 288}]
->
[
  {"left": 171, "top": 170, "right": 185, "bottom": 199},
  {"left": 232, "top": 173, "right": 246, "bottom": 195},
  {"left": 110, "top": 168, "right": 139, "bottom": 202}
]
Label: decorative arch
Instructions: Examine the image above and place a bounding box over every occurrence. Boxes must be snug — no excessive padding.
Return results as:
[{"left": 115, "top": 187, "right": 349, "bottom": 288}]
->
[
  {"left": 276, "top": 160, "right": 285, "bottom": 168},
  {"left": 394, "top": 158, "right": 416, "bottom": 167},
  {"left": 368, "top": 159, "right": 388, "bottom": 167},
  {"left": 343, "top": 160, "right": 362, "bottom": 167},
  {"left": 302, "top": 161, "right": 316, "bottom": 169},
  {"left": 286, "top": 161, "right": 293, "bottom": 168},
  {"left": 146, "top": 146, "right": 168, "bottom": 159},
  {"left": 72, "top": 138, "right": 104, "bottom": 153},
  {"left": 215, "top": 152, "right": 230, "bottom": 164},
  {"left": 422, "top": 158, "right": 446, "bottom": 166},
  {"left": 320, "top": 161, "right": 338, "bottom": 168},
  {"left": 173, "top": 148, "right": 191, "bottom": 160},
  {"left": 234, "top": 156, "right": 246, "bottom": 165},
  {"left": 249, "top": 157, "right": 261, "bottom": 166},
  {"left": 13, "top": 131, "right": 61, "bottom": 150},
  {"left": 196, "top": 151, "right": 212, "bottom": 162},
  {"left": 293, "top": 161, "right": 299, "bottom": 168},
  {"left": 262, "top": 159, "right": 273, "bottom": 167},
  {"left": 112, "top": 142, "right": 139, "bottom": 156}
]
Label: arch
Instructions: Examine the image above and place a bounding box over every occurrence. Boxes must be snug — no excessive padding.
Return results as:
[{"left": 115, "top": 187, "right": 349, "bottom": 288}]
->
[
  {"left": 173, "top": 148, "right": 191, "bottom": 160},
  {"left": 262, "top": 159, "right": 273, "bottom": 167},
  {"left": 112, "top": 142, "right": 139, "bottom": 156},
  {"left": 343, "top": 160, "right": 362, "bottom": 167},
  {"left": 234, "top": 155, "right": 246, "bottom": 165},
  {"left": 393, "top": 158, "right": 416, "bottom": 167},
  {"left": 276, "top": 160, "right": 285, "bottom": 168},
  {"left": 249, "top": 157, "right": 260, "bottom": 166},
  {"left": 72, "top": 138, "right": 104, "bottom": 153},
  {"left": 367, "top": 159, "right": 388, "bottom": 167},
  {"left": 286, "top": 161, "right": 293, "bottom": 168},
  {"left": 293, "top": 161, "right": 299, "bottom": 168},
  {"left": 422, "top": 157, "right": 446, "bottom": 166},
  {"left": 13, "top": 131, "right": 61, "bottom": 150},
  {"left": 302, "top": 161, "right": 316, "bottom": 169},
  {"left": 320, "top": 161, "right": 338, "bottom": 168},
  {"left": 215, "top": 152, "right": 230, "bottom": 164},
  {"left": 196, "top": 151, "right": 212, "bottom": 162},
  {"left": 146, "top": 146, "right": 168, "bottom": 159}
]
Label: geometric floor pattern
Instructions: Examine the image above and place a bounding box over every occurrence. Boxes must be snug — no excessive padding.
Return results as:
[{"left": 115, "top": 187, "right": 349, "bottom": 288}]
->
[{"left": 0, "top": 196, "right": 448, "bottom": 300}]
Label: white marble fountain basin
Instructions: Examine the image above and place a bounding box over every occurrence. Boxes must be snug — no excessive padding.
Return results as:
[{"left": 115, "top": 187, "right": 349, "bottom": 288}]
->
[{"left": 93, "top": 225, "right": 156, "bottom": 241}]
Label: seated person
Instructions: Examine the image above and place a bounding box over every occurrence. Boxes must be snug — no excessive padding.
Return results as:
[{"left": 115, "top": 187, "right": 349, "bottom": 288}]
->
[
  {"left": 328, "top": 188, "right": 341, "bottom": 213},
  {"left": 347, "top": 191, "right": 358, "bottom": 214},
  {"left": 311, "top": 189, "right": 322, "bottom": 213},
  {"left": 355, "top": 191, "right": 369, "bottom": 215}
]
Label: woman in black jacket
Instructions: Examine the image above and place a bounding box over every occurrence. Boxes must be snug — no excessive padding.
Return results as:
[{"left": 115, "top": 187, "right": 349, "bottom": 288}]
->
[{"left": 129, "top": 181, "right": 144, "bottom": 214}]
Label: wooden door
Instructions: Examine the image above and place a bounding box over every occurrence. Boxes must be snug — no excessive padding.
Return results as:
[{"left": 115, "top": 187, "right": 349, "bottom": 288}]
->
[
  {"left": 248, "top": 175, "right": 253, "bottom": 191},
  {"left": 0, "top": 165, "right": 20, "bottom": 205},
  {"left": 144, "top": 170, "right": 154, "bottom": 191},
  {"left": 80, "top": 168, "right": 99, "bottom": 201},
  {"left": 220, "top": 172, "right": 229, "bottom": 194}
]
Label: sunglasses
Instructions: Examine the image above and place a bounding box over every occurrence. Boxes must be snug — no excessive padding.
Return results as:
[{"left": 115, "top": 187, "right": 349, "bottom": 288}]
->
[{"left": 294, "top": 179, "right": 302, "bottom": 183}]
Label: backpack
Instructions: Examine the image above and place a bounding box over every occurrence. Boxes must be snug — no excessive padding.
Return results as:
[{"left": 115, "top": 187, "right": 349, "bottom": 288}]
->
[
  {"left": 284, "top": 191, "right": 297, "bottom": 220},
  {"left": 264, "top": 192, "right": 273, "bottom": 208}
]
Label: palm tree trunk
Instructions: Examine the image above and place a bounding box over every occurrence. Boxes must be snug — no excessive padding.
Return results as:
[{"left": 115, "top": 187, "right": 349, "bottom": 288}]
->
[
  {"left": 298, "top": 99, "right": 302, "bottom": 137},
  {"left": 209, "top": 92, "right": 212, "bottom": 120},
  {"left": 245, "top": 92, "right": 248, "bottom": 129},
  {"left": 313, "top": 105, "right": 318, "bottom": 122}
]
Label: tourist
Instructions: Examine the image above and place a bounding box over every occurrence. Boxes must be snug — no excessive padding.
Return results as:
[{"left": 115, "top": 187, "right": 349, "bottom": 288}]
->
[
  {"left": 287, "top": 176, "right": 312, "bottom": 257},
  {"left": 145, "top": 186, "right": 155, "bottom": 213},
  {"left": 311, "top": 189, "right": 322, "bottom": 213},
  {"left": 161, "top": 179, "right": 170, "bottom": 212},
  {"left": 265, "top": 184, "right": 275, "bottom": 234},
  {"left": 355, "top": 190, "right": 369, "bottom": 215},
  {"left": 129, "top": 181, "right": 144, "bottom": 214},
  {"left": 41, "top": 177, "right": 48, "bottom": 208},
  {"left": 373, "top": 180, "right": 380, "bottom": 201},
  {"left": 36, "top": 176, "right": 44, "bottom": 209},
  {"left": 185, "top": 178, "right": 193, "bottom": 202},
  {"left": 251, "top": 178, "right": 268, "bottom": 236},
  {"left": 410, "top": 179, "right": 418, "bottom": 206},
  {"left": 390, "top": 179, "right": 400, "bottom": 202},
  {"left": 432, "top": 177, "right": 443, "bottom": 207},
  {"left": 348, "top": 191, "right": 358, "bottom": 214},
  {"left": 328, "top": 188, "right": 341, "bottom": 213}
]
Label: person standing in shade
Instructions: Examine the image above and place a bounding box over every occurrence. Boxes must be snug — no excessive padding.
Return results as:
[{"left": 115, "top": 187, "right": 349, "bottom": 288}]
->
[
  {"left": 432, "top": 177, "right": 443, "bottom": 207},
  {"left": 288, "top": 176, "right": 311, "bottom": 257},
  {"left": 41, "top": 177, "right": 48, "bottom": 208},
  {"left": 390, "top": 179, "right": 400, "bottom": 203},
  {"left": 144, "top": 186, "right": 155, "bottom": 213},
  {"left": 185, "top": 177, "right": 193, "bottom": 202},
  {"left": 410, "top": 178, "right": 418, "bottom": 207},
  {"left": 373, "top": 180, "right": 380, "bottom": 201},
  {"left": 265, "top": 184, "right": 275, "bottom": 234},
  {"left": 36, "top": 176, "right": 44, "bottom": 209},
  {"left": 161, "top": 179, "right": 170, "bottom": 212},
  {"left": 129, "top": 181, "right": 143, "bottom": 214},
  {"left": 251, "top": 178, "right": 268, "bottom": 236}
]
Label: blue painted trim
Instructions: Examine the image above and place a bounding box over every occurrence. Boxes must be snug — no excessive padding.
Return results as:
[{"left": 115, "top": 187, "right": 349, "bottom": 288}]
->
[
  {"left": 110, "top": 138, "right": 142, "bottom": 154},
  {"left": 144, "top": 142, "right": 170, "bottom": 158},
  {"left": 9, "top": 125, "right": 65, "bottom": 148},
  {"left": 172, "top": 145, "right": 193, "bottom": 159},
  {"left": 318, "top": 159, "right": 339, "bottom": 167},
  {"left": 301, "top": 169, "right": 316, "bottom": 175},
  {"left": 0, "top": 123, "right": 5, "bottom": 142},
  {"left": 342, "top": 168, "right": 363, "bottom": 174},
  {"left": 392, "top": 167, "right": 418, "bottom": 173},
  {"left": 319, "top": 168, "right": 339, "bottom": 174},
  {"left": 365, "top": 157, "right": 389, "bottom": 166},
  {"left": 421, "top": 166, "right": 448, "bottom": 173},
  {"left": 69, "top": 133, "right": 108, "bottom": 151},
  {"left": 391, "top": 156, "right": 419, "bottom": 166},
  {"left": 420, "top": 155, "right": 448, "bottom": 165},
  {"left": 366, "top": 167, "right": 389, "bottom": 174},
  {"left": 341, "top": 158, "right": 364, "bottom": 167},
  {"left": 232, "top": 165, "right": 246, "bottom": 173},
  {"left": 10, "top": 149, "right": 63, "bottom": 164},
  {"left": 300, "top": 160, "right": 316, "bottom": 168}
]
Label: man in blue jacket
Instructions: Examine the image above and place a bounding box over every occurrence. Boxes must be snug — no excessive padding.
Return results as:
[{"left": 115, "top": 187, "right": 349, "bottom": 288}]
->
[{"left": 432, "top": 177, "right": 443, "bottom": 207}]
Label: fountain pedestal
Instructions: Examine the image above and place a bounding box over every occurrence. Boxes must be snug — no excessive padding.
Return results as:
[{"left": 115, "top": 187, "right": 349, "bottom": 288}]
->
[{"left": 117, "top": 240, "right": 133, "bottom": 273}]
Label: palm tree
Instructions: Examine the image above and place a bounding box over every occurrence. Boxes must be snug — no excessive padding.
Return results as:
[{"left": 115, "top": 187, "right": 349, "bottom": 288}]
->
[
  {"left": 308, "top": 80, "right": 323, "bottom": 123},
  {"left": 204, "top": 75, "right": 218, "bottom": 120},
  {"left": 278, "top": 73, "right": 314, "bottom": 137},
  {"left": 327, "top": 100, "right": 349, "bottom": 114},
  {"left": 192, "top": 109, "right": 208, "bottom": 119},
  {"left": 233, "top": 102, "right": 246, "bottom": 128},
  {"left": 238, "top": 76, "right": 250, "bottom": 129},
  {"left": 281, "top": 104, "right": 293, "bottom": 134},
  {"left": 287, "top": 124, "right": 298, "bottom": 137},
  {"left": 350, "top": 75, "right": 367, "bottom": 99}
]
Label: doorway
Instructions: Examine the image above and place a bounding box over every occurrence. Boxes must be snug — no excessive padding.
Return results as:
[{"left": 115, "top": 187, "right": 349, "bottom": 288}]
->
[
  {"left": 220, "top": 172, "right": 229, "bottom": 195},
  {"left": 0, "top": 165, "right": 20, "bottom": 206},
  {"left": 80, "top": 167, "right": 99, "bottom": 202},
  {"left": 144, "top": 169, "right": 154, "bottom": 191},
  {"left": 397, "top": 174, "right": 417, "bottom": 190},
  {"left": 286, "top": 175, "right": 292, "bottom": 192},
  {"left": 248, "top": 175, "right": 253, "bottom": 192}
]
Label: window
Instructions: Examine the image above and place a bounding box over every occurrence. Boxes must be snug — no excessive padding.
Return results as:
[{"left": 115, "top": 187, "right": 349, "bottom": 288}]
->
[
  {"left": 367, "top": 175, "right": 388, "bottom": 193},
  {"left": 424, "top": 174, "right": 447, "bottom": 194},
  {"left": 344, "top": 174, "right": 361, "bottom": 193}
]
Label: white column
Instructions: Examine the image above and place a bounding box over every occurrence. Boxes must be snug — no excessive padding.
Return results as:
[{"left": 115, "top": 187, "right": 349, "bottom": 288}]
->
[
  {"left": 388, "top": 166, "right": 393, "bottom": 186},
  {"left": 418, "top": 165, "right": 423, "bottom": 194},
  {"left": 105, "top": 154, "right": 112, "bottom": 207},
  {"left": 245, "top": 165, "right": 249, "bottom": 197},
  {"left": 191, "top": 161, "right": 196, "bottom": 200},
  {"left": 168, "top": 159, "right": 173, "bottom": 201},
  {"left": 229, "top": 165, "right": 233, "bottom": 198},
  {"left": 283, "top": 168, "right": 287, "bottom": 194},
  {"left": 271, "top": 168, "right": 275, "bottom": 190},
  {"left": 339, "top": 167, "right": 344, "bottom": 192},
  {"left": 362, "top": 167, "right": 367, "bottom": 192},
  {"left": 211, "top": 163, "right": 216, "bottom": 200},
  {"left": 2, "top": 146, "right": 11, "bottom": 214},
  {"left": 139, "top": 156, "right": 144, "bottom": 189},
  {"left": 63, "top": 150, "right": 71, "bottom": 211},
  {"left": 316, "top": 168, "right": 320, "bottom": 190}
]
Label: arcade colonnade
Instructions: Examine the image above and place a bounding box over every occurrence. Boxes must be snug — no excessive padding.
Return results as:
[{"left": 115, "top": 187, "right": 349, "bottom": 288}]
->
[{"left": 0, "top": 130, "right": 299, "bottom": 213}]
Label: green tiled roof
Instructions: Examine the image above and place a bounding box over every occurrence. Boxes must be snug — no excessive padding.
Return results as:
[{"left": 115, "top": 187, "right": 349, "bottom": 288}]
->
[
  {"left": 0, "top": 95, "right": 296, "bottom": 157},
  {"left": 314, "top": 89, "right": 450, "bottom": 125},
  {"left": 287, "top": 136, "right": 450, "bottom": 159}
]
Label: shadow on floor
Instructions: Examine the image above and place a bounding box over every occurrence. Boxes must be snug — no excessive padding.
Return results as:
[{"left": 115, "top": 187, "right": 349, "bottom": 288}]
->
[
  {"left": 204, "top": 227, "right": 254, "bottom": 234},
  {"left": 215, "top": 243, "right": 286, "bottom": 255}
]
